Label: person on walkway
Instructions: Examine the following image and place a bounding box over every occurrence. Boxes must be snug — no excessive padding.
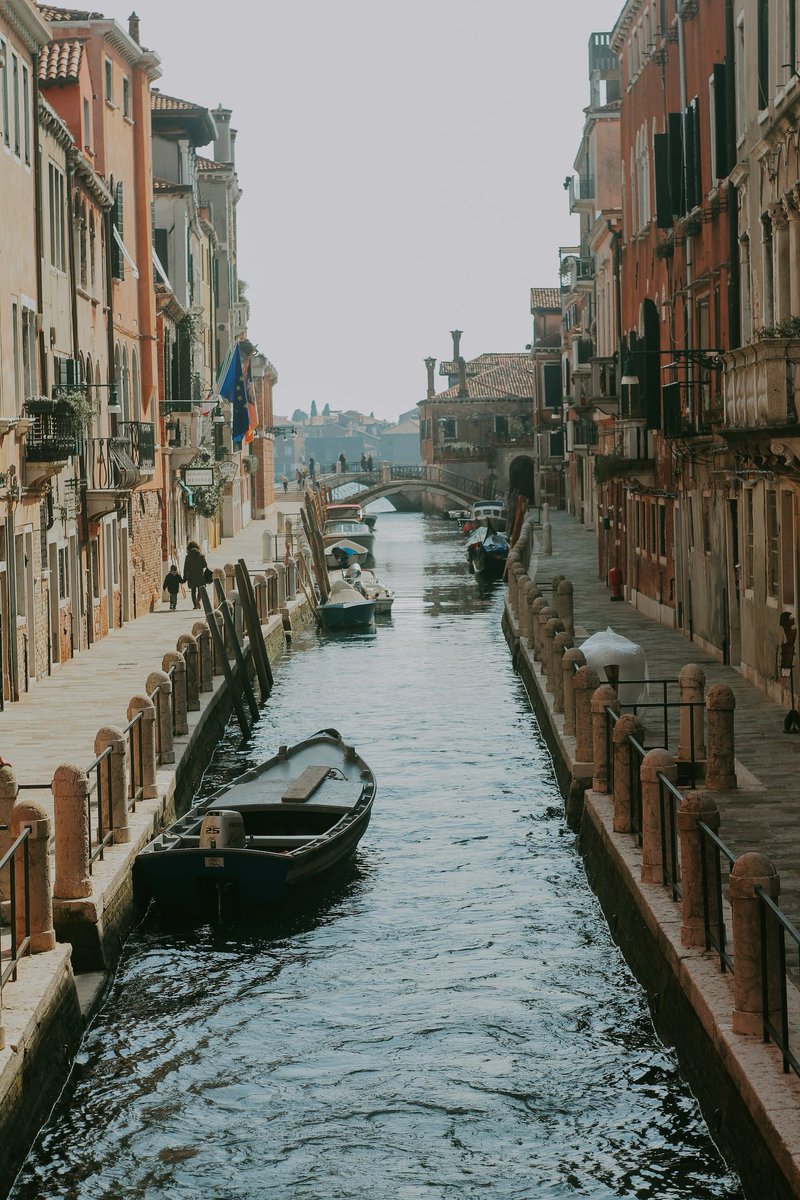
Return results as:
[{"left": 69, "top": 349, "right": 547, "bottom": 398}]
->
[
  {"left": 162, "top": 564, "right": 184, "bottom": 611},
  {"left": 183, "top": 540, "right": 209, "bottom": 609},
  {"left": 295, "top": 467, "right": 302, "bottom": 488},
  {"left": 367, "top": 453, "right": 374, "bottom": 473},
  {"left": 339, "top": 452, "right": 347, "bottom": 473},
  {"left": 360, "top": 452, "right": 367, "bottom": 472},
  {"left": 309, "top": 456, "right": 315, "bottom": 480},
  {"left": 280, "top": 474, "right": 289, "bottom": 493}
]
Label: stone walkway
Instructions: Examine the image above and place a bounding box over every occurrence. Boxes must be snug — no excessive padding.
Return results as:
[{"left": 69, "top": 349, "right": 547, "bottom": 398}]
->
[
  {"left": 0, "top": 499, "right": 305, "bottom": 821},
  {"left": 530, "top": 510, "right": 800, "bottom": 926}
]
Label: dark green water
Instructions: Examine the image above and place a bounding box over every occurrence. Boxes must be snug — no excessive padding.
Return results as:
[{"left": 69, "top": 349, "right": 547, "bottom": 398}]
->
[{"left": 10, "top": 513, "right": 742, "bottom": 1200}]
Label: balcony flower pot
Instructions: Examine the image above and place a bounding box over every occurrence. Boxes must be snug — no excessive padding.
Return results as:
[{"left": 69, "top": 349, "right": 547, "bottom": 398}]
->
[{"left": 24, "top": 398, "right": 57, "bottom": 415}]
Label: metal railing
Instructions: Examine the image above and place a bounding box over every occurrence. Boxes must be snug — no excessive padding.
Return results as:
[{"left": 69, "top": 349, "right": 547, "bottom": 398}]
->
[
  {"left": 122, "top": 707, "right": 145, "bottom": 811},
  {"left": 24, "top": 403, "right": 81, "bottom": 462},
  {"left": 756, "top": 889, "right": 800, "bottom": 1077},
  {"left": 150, "top": 683, "right": 164, "bottom": 763},
  {"left": 0, "top": 824, "right": 31, "bottom": 999},
  {"left": 118, "top": 421, "right": 155, "bottom": 471},
  {"left": 659, "top": 774, "right": 683, "bottom": 901},
  {"left": 699, "top": 823, "right": 736, "bottom": 973},
  {"left": 83, "top": 436, "right": 139, "bottom": 491},
  {"left": 86, "top": 744, "right": 114, "bottom": 871}
]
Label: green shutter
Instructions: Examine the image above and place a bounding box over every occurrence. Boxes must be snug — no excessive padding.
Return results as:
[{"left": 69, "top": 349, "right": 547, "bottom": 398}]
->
[
  {"left": 668, "top": 112, "right": 684, "bottom": 218},
  {"left": 653, "top": 132, "right": 672, "bottom": 228},
  {"left": 713, "top": 64, "right": 729, "bottom": 180}
]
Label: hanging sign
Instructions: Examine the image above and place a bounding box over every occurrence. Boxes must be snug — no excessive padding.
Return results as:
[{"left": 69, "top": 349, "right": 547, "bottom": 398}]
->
[{"left": 184, "top": 467, "right": 215, "bottom": 488}]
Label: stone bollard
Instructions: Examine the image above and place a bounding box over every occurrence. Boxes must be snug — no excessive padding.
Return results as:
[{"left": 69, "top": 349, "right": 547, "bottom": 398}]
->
[
  {"left": 212, "top": 568, "right": 225, "bottom": 601},
  {"left": 210, "top": 609, "right": 226, "bottom": 672},
  {"left": 705, "top": 683, "right": 736, "bottom": 790},
  {"left": 147, "top": 670, "right": 175, "bottom": 765},
  {"left": 517, "top": 571, "right": 530, "bottom": 621},
  {"left": 640, "top": 748, "right": 676, "bottom": 883},
  {"left": 229, "top": 590, "right": 244, "bottom": 645},
  {"left": 562, "top": 648, "right": 586, "bottom": 737},
  {"left": 191, "top": 622, "right": 213, "bottom": 692},
  {"left": 509, "top": 562, "right": 524, "bottom": 613},
  {"left": 541, "top": 502, "right": 550, "bottom": 525},
  {"left": 262, "top": 529, "right": 274, "bottom": 563},
  {"left": 224, "top": 563, "right": 236, "bottom": 596},
  {"left": 94, "top": 725, "right": 129, "bottom": 844},
  {"left": 0, "top": 763, "right": 18, "bottom": 903},
  {"left": 543, "top": 617, "right": 565, "bottom": 694},
  {"left": 178, "top": 634, "right": 200, "bottom": 712},
  {"left": 277, "top": 510, "right": 285, "bottom": 534},
  {"left": 10, "top": 799, "right": 55, "bottom": 952},
  {"left": 52, "top": 763, "right": 92, "bottom": 901},
  {"left": 275, "top": 561, "right": 287, "bottom": 608},
  {"left": 677, "top": 790, "right": 720, "bottom": 947},
  {"left": 678, "top": 664, "right": 706, "bottom": 764},
  {"left": 574, "top": 666, "right": 601, "bottom": 765},
  {"left": 611, "top": 714, "right": 646, "bottom": 833},
  {"left": 253, "top": 574, "right": 268, "bottom": 623},
  {"left": 557, "top": 579, "right": 575, "bottom": 638},
  {"left": 542, "top": 520, "right": 553, "bottom": 555},
  {"left": 535, "top": 605, "right": 557, "bottom": 664},
  {"left": 266, "top": 568, "right": 279, "bottom": 615},
  {"left": 519, "top": 579, "right": 535, "bottom": 641},
  {"left": 591, "top": 684, "right": 620, "bottom": 793},
  {"left": 552, "top": 632, "right": 573, "bottom": 713},
  {"left": 730, "top": 852, "right": 782, "bottom": 1035},
  {"left": 286, "top": 557, "right": 298, "bottom": 601},
  {"left": 163, "top": 651, "right": 189, "bottom": 736},
  {"left": 126, "top": 695, "right": 158, "bottom": 800},
  {"left": 530, "top": 597, "right": 548, "bottom": 661},
  {"left": 221, "top": 601, "right": 237, "bottom": 658}
]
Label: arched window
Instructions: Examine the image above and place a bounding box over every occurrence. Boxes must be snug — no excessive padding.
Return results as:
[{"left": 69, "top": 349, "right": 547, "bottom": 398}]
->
[
  {"left": 89, "top": 210, "right": 96, "bottom": 290},
  {"left": 131, "top": 348, "right": 140, "bottom": 421},
  {"left": 121, "top": 344, "right": 130, "bottom": 424}
]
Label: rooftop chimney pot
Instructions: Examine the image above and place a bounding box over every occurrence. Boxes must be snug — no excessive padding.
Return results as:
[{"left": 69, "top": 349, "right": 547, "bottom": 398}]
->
[
  {"left": 424, "top": 357, "right": 436, "bottom": 400},
  {"left": 451, "top": 329, "right": 463, "bottom": 361},
  {"left": 128, "top": 11, "right": 140, "bottom": 43}
]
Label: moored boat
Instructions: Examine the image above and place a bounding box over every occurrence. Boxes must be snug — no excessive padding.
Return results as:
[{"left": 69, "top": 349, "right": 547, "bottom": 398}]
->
[
  {"left": 343, "top": 563, "right": 394, "bottom": 615},
  {"left": 318, "top": 579, "right": 376, "bottom": 629},
  {"left": 323, "top": 519, "right": 375, "bottom": 555},
  {"left": 325, "top": 538, "right": 370, "bottom": 567},
  {"left": 133, "top": 729, "right": 376, "bottom": 910},
  {"left": 461, "top": 501, "right": 507, "bottom": 534},
  {"left": 327, "top": 502, "right": 377, "bottom": 532},
  {"left": 465, "top": 523, "right": 509, "bottom": 579}
]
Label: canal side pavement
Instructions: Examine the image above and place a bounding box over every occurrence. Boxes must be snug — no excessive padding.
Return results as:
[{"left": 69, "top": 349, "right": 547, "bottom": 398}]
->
[
  {"left": 0, "top": 497, "right": 311, "bottom": 1198},
  {"left": 528, "top": 508, "right": 800, "bottom": 931},
  {"left": 508, "top": 509, "right": 800, "bottom": 1200}
]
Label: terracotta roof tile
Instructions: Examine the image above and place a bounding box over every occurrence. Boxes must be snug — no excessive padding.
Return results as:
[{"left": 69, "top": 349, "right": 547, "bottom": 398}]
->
[
  {"left": 151, "top": 90, "right": 203, "bottom": 113},
  {"left": 530, "top": 287, "right": 562, "bottom": 311},
  {"left": 38, "top": 38, "right": 85, "bottom": 84},
  {"left": 196, "top": 155, "right": 227, "bottom": 172},
  {"left": 439, "top": 352, "right": 530, "bottom": 377},
  {"left": 38, "top": 5, "right": 104, "bottom": 20},
  {"left": 434, "top": 355, "right": 534, "bottom": 402}
]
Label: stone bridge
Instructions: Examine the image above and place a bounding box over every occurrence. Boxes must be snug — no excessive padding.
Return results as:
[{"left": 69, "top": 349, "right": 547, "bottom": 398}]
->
[{"left": 322, "top": 464, "right": 495, "bottom": 508}]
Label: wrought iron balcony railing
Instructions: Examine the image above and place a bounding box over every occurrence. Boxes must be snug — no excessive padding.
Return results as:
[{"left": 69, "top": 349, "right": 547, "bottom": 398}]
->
[
  {"left": 118, "top": 421, "right": 155, "bottom": 471},
  {"left": 24, "top": 401, "right": 81, "bottom": 462},
  {"left": 84, "top": 437, "right": 139, "bottom": 491}
]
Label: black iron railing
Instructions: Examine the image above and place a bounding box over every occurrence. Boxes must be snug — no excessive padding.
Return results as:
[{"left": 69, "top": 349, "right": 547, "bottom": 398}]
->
[
  {"left": 84, "top": 437, "right": 139, "bottom": 491},
  {"left": 122, "top": 708, "right": 145, "bottom": 811},
  {"left": 756, "top": 889, "right": 800, "bottom": 1077},
  {"left": 699, "top": 823, "right": 736, "bottom": 973},
  {"left": 86, "top": 745, "right": 114, "bottom": 871},
  {"left": 24, "top": 403, "right": 81, "bottom": 462},
  {"left": 659, "top": 774, "right": 683, "bottom": 901},
  {"left": 119, "top": 421, "right": 155, "bottom": 471}
]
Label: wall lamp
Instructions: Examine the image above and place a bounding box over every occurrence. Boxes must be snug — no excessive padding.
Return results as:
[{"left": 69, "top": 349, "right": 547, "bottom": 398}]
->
[
  {"left": 620, "top": 348, "right": 725, "bottom": 388},
  {"left": 264, "top": 425, "right": 297, "bottom": 439}
]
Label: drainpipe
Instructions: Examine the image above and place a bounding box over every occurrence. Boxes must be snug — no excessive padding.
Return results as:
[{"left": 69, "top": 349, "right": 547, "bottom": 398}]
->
[
  {"left": 724, "top": 0, "right": 740, "bottom": 349},
  {"left": 66, "top": 155, "right": 80, "bottom": 361},
  {"left": 676, "top": 4, "right": 693, "bottom": 639},
  {"left": 32, "top": 67, "right": 46, "bottom": 395}
]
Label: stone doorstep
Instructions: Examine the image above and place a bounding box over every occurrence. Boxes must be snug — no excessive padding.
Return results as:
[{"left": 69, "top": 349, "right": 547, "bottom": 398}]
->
[
  {"left": 0, "top": 946, "right": 74, "bottom": 1058},
  {"left": 583, "top": 790, "right": 800, "bottom": 1179}
]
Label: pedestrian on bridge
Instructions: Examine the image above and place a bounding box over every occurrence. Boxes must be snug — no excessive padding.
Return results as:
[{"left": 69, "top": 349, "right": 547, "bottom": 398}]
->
[
  {"left": 360, "top": 453, "right": 367, "bottom": 471},
  {"left": 367, "top": 453, "right": 374, "bottom": 473},
  {"left": 339, "top": 452, "right": 347, "bottom": 473}
]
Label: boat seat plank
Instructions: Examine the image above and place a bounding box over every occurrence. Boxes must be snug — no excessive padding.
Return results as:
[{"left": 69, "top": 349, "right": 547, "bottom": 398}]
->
[
  {"left": 248, "top": 835, "right": 314, "bottom": 848},
  {"left": 281, "top": 765, "right": 331, "bottom": 804}
]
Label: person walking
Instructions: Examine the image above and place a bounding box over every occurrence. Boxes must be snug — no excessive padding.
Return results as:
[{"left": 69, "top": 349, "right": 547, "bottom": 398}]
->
[
  {"left": 309, "top": 456, "right": 315, "bottom": 480},
  {"left": 339, "top": 451, "right": 347, "bottom": 473},
  {"left": 183, "top": 540, "right": 209, "bottom": 609},
  {"left": 367, "top": 453, "right": 374, "bottom": 473},
  {"left": 162, "top": 564, "right": 184, "bottom": 611},
  {"left": 360, "top": 452, "right": 367, "bottom": 472}
]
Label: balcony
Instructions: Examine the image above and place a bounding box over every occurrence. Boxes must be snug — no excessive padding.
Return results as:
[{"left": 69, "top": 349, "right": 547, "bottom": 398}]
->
[
  {"left": 722, "top": 339, "right": 800, "bottom": 433},
  {"left": 569, "top": 418, "right": 599, "bottom": 450},
  {"left": 23, "top": 399, "right": 80, "bottom": 479},
  {"left": 663, "top": 381, "right": 719, "bottom": 439},
  {"left": 590, "top": 357, "right": 618, "bottom": 406},
  {"left": 83, "top": 421, "right": 156, "bottom": 519},
  {"left": 568, "top": 175, "right": 596, "bottom": 214}
]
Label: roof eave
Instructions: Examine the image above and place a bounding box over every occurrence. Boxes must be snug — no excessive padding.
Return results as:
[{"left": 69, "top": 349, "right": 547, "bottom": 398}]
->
[{"left": 5, "top": 0, "right": 51, "bottom": 51}]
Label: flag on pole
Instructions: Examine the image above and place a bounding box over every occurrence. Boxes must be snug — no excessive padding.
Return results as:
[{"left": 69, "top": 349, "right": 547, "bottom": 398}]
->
[{"left": 217, "top": 343, "right": 251, "bottom": 443}]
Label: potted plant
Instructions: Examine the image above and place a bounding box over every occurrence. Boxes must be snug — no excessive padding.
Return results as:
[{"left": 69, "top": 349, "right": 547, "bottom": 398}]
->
[{"left": 243, "top": 454, "right": 259, "bottom": 475}]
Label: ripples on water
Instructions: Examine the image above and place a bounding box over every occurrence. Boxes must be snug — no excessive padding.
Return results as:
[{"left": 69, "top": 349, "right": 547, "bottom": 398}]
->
[{"left": 10, "top": 513, "right": 743, "bottom": 1200}]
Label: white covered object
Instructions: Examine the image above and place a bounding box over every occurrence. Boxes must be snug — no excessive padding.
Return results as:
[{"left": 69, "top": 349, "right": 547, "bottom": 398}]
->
[{"left": 579, "top": 628, "right": 648, "bottom": 707}]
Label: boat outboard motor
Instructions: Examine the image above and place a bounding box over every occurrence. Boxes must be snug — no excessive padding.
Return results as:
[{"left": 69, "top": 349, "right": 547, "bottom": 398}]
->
[
  {"left": 199, "top": 810, "right": 246, "bottom": 851},
  {"left": 344, "top": 562, "right": 362, "bottom": 584}
]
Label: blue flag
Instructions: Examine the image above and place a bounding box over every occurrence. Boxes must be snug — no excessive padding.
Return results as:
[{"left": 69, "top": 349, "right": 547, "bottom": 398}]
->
[{"left": 217, "top": 344, "right": 250, "bottom": 443}]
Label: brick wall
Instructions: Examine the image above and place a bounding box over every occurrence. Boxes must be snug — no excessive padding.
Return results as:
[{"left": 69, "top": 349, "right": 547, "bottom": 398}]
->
[{"left": 131, "top": 490, "right": 164, "bottom": 615}]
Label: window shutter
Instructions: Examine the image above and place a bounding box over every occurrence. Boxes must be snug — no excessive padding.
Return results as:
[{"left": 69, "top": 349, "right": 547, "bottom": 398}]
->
[
  {"left": 154, "top": 228, "right": 169, "bottom": 278},
  {"left": 116, "top": 181, "right": 124, "bottom": 239},
  {"left": 177, "top": 325, "right": 192, "bottom": 406},
  {"left": 690, "top": 98, "right": 702, "bottom": 209},
  {"left": 65, "top": 359, "right": 76, "bottom": 388},
  {"left": 653, "top": 132, "right": 672, "bottom": 228},
  {"left": 684, "top": 106, "right": 697, "bottom": 211},
  {"left": 668, "top": 112, "right": 684, "bottom": 218},
  {"left": 713, "top": 64, "right": 728, "bottom": 180}
]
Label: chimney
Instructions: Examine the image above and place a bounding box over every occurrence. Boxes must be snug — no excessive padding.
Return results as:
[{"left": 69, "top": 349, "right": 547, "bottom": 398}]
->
[
  {"left": 230, "top": 127, "right": 238, "bottom": 166},
  {"left": 424, "top": 357, "right": 436, "bottom": 400},
  {"left": 212, "top": 106, "right": 233, "bottom": 163},
  {"left": 451, "top": 329, "right": 463, "bottom": 362},
  {"left": 128, "top": 11, "right": 140, "bottom": 43},
  {"left": 457, "top": 357, "right": 468, "bottom": 398}
]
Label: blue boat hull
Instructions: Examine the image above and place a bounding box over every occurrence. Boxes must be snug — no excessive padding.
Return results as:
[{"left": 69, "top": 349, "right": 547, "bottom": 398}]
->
[{"left": 318, "top": 599, "right": 375, "bottom": 629}]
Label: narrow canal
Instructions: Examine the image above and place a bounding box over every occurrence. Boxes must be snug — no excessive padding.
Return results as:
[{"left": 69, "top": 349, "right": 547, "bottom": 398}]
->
[{"left": 11, "top": 512, "right": 742, "bottom": 1200}]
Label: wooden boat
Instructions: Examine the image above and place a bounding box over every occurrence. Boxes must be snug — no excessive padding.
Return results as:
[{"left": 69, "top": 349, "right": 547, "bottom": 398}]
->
[
  {"left": 343, "top": 564, "right": 394, "bottom": 615},
  {"left": 327, "top": 503, "right": 378, "bottom": 533},
  {"left": 325, "top": 538, "right": 369, "bottom": 567},
  {"left": 322, "top": 520, "right": 375, "bottom": 555},
  {"left": 461, "top": 502, "right": 507, "bottom": 534},
  {"left": 465, "top": 522, "right": 509, "bottom": 578},
  {"left": 318, "top": 579, "right": 376, "bottom": 629},
  {"left": 133, "top": 729, "right": 376, "bottom": 910}
]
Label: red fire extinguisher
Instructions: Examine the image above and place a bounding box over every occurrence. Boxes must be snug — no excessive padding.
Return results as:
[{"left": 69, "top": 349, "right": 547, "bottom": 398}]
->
[{"left": 608, "top": 566, "right": 624, "bottom": 601}]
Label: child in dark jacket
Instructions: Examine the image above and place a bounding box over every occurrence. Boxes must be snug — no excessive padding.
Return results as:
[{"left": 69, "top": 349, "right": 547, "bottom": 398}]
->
[{"left": 163, "top": 564, "right": 184, "bottom": 610}]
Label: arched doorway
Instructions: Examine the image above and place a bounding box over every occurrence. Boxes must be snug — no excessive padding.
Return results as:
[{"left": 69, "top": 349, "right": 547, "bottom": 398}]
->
[{"left": 509, "top": 455, "right": 535, "bottom": 501}]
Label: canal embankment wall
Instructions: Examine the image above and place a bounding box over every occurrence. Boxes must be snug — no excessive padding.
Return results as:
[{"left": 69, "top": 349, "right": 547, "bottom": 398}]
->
[
  {"left": 502, "top": 509, "right": 800, "bottom": 1200},
  {"left": 0, "top": 510, "right": 314, "bottom": 1199}
]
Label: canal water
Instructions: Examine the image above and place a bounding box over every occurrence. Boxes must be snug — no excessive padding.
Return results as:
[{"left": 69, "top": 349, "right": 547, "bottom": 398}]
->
[{"left": 11, "top": 512, "right": 742, "bottom": 1200}]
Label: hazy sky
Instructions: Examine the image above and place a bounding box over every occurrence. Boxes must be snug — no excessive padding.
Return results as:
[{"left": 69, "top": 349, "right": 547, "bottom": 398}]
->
[{"left": 128, "top": 0, "right": 623, "bottom": 420}]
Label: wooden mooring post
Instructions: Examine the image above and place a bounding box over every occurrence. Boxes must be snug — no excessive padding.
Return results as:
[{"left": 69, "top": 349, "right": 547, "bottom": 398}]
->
[
  {"left": 236, "top": 559, "right": 273, "bottom": 701},
  {"left": 199, "top": 588, "right": 251, "bottom": 738}
]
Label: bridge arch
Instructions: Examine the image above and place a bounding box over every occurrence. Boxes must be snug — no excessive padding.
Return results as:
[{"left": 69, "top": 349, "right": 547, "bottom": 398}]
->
[{"left": 326, "top": 464, "right": 494, "bottom": 508}]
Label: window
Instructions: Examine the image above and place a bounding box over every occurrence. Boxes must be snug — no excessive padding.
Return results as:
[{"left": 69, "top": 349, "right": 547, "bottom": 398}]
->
[
  {"left": 650, "top": 502, "right": 657, "bottom": 555},
  {"left": 11, "top": 52, "right": 19, "bottom": 156},
  {"left": 0, "top": 39, "right": 8, "bottom": 146},
  {"left": 122, "top": 75, "right": 130, "bottom": 118},
  {"left": 104, "top": 57, "right": 113, "bottom": 104},
  {"left": 702, "top": 497, "right": 712, "bottom": 553},
  {"left": 687, "top": 495, "right": 695, "bottom": 550},
  {"left": 736, "top": 17, "right": 746, "bottom": 140},
  {"left": 658, "top": 504, "right": 666, "bottom": 557},
  {"left": 440, "top": 417, "right": 456, "bottom": 441},
  {"left": 90, "top": 540, "right": 100, "bottom": 600},
  {"left": 744, "top": 490, "right": 754, "bottom": 590},
  {"left": 757, "top": 0, "right": 769, "bottom": 110},
  {"left": 89, "top": 210, "right": 96, "bottom": 288},
  {"left": 83, "top": 97, "right": 91, "bottom": 149},
  {"left": 494, "top": 415, "right": 509, "bottom": 439},
  {"left": 58, "top": 546, "right": 69, "bottom": 601},
  {"left": 21, "top": 64, "right": 29, "bottom": 163},
  {"left": 21, "top": 307, "right": 36, "bottom": 403},
  {"left": 781, "top": 492, "right": 795, "bottom": 608},
  {"left": 767, "top": 490, "right": 779, "bottom": 598},
  {"left": 48, "top": 163, "right": 66, "bottom": 270},
  {"left": 11, "top": 301, "right": 19, "bottom": 408},
  {"left": 110, "top": 180, "right": 124, "bottom": 279},
  {"left": 543, "top": 362, "right": 561, "bottom": 408}
]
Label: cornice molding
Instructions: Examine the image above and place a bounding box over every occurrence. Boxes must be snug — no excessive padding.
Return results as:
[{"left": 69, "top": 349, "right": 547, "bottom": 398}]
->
[{"left": 1, "top": 0, "right": 51, "bottom": 53}]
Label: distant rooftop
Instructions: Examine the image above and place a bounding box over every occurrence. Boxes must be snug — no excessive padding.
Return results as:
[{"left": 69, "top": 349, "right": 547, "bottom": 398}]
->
[
  {"left": 530, "top": 287, "right": 562, "bottom": 311},
  {"left": 38, "top": 37, "right": 84, "bottom": 84}
]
